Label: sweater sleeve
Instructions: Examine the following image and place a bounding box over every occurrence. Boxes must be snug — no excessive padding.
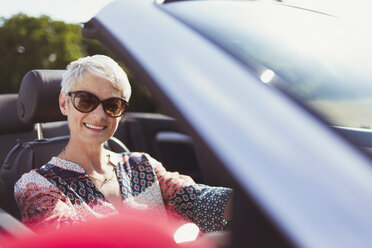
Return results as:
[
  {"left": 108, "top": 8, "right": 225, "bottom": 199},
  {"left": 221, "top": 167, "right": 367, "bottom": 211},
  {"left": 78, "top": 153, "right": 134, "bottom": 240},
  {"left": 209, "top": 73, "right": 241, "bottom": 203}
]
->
[
  {"left": 147, "top": 155, "right": 232, "bottom": 232},
  {"left": 14, "top": 170, "right": 79, "bottom": 231}
]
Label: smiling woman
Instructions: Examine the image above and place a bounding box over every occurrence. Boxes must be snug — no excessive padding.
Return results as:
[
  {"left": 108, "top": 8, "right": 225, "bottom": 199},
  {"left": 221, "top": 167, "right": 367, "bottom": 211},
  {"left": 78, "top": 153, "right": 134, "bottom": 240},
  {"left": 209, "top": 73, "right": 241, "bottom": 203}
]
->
[{"left": 13, "top": 55, "right": 233, "bottom": 234}]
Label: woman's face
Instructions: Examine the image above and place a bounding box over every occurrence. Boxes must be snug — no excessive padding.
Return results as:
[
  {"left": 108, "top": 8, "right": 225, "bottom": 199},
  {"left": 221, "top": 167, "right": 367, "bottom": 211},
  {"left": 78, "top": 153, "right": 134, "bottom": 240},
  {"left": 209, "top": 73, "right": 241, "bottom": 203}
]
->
[{"left": 59, "top": 73, "right": 123, "bottom": 147}]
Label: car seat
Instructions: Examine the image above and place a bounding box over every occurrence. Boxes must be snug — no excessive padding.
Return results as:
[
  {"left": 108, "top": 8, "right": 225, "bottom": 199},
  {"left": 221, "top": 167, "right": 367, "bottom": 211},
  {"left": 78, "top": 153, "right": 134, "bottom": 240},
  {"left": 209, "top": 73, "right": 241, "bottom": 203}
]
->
[
  {"left": 0, "top": 94, "right": 35, "bottom": 165},
  {"left": 0, "top": 70, "right": 129, "bottom": 219}
]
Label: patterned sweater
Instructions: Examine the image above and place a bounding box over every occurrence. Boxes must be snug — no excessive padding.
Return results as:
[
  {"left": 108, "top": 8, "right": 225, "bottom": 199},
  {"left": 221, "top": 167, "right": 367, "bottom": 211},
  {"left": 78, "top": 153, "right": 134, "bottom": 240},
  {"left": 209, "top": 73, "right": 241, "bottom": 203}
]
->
[{"left": 14, "top": 152, "right": 232, "bottom": 232}]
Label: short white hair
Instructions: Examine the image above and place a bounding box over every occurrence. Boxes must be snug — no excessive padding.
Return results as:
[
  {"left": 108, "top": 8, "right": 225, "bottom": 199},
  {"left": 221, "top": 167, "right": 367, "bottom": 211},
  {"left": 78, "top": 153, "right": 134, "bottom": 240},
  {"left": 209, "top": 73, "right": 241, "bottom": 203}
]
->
[{"left": 61, "top": 55, "right": 131, "bottom": 101}]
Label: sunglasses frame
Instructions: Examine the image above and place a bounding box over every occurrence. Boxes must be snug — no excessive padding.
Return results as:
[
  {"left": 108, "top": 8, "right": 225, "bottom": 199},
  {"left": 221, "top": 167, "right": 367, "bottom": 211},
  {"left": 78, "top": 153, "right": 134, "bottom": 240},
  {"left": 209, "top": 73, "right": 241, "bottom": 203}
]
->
[{"left": 67, "top": 91, "right": 128, "bottom": 118}]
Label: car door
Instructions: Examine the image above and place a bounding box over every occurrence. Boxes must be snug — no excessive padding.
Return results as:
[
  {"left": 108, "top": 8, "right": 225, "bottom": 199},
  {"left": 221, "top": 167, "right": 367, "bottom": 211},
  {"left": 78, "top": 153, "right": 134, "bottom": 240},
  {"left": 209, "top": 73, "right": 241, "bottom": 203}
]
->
[{"left": 83, "top": 1, "right": 372, "bottom": 247}]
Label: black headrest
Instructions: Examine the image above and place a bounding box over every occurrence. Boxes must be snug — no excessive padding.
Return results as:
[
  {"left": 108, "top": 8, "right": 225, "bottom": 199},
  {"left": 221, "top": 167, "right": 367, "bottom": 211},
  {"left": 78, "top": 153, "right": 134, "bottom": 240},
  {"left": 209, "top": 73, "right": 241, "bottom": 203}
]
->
[
  {"left": 17, "top": 70, "right": 66, "bottom": 124},
  {"left": 0, "top": 94, "right": 34, "bottom": 134}
]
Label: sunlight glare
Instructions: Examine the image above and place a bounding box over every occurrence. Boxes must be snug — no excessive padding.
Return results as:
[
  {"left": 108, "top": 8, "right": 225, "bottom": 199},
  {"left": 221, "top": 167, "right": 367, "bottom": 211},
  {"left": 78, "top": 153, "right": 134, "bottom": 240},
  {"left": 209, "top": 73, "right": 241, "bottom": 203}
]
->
[
  {"left": 260, "top": 69, "right": 275, "bottom": 83},
  {"left": 174, "top": 223, "right": 200, "bottom": 243}
]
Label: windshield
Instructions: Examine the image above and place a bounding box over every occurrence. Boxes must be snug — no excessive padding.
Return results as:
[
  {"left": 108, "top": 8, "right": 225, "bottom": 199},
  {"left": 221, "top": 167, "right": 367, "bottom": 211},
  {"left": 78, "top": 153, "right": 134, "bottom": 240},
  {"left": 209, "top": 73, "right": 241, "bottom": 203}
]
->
[{"left": 163, "top": 1, "right": 372, "bottom": 129}]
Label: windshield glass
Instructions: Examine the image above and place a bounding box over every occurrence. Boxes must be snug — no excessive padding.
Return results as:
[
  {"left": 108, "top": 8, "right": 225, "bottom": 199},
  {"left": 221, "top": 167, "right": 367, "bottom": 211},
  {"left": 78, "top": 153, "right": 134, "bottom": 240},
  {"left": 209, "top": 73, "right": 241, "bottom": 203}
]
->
[{"left": 163, "top": 1, "right": 372, "bottom": 129}]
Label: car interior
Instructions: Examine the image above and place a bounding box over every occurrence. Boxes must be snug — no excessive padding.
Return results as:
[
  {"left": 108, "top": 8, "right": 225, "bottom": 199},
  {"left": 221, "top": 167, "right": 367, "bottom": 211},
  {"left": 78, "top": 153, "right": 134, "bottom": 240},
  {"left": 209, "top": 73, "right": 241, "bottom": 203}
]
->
[
  {"left": 0, "top": 69, "right": 205, "bottom": 238},
  {"left": 3, "top": 69, "right": 369, "bottom": 246}
]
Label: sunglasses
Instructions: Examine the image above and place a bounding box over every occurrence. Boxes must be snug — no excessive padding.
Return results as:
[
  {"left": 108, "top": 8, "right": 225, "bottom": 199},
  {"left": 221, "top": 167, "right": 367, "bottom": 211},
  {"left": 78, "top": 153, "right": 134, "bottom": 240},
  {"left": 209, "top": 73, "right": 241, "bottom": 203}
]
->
[{"left": 67, "top": 91, "right": 128, "bottom": 118}]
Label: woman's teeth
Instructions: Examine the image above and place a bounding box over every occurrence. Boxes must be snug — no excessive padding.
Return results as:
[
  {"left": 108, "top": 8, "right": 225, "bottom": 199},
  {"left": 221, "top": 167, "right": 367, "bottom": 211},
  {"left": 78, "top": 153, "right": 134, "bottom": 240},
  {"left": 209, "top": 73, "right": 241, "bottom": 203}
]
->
[{"left": 85, "top": 123, "right": 105, "bottom": 130}]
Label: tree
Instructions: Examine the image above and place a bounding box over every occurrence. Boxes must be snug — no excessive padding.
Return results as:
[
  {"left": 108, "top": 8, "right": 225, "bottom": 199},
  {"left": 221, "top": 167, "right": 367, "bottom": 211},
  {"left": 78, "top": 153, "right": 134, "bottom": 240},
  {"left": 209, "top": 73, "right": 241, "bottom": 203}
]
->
[
  {"left": 0, "top": 14, "right": 157, "bottom": 112},
  {"left": 0, "top": 14, "right": 84, "bottom": 92},
  {"left": 0, "top": 14, "right": 84, "bottom": 93}
]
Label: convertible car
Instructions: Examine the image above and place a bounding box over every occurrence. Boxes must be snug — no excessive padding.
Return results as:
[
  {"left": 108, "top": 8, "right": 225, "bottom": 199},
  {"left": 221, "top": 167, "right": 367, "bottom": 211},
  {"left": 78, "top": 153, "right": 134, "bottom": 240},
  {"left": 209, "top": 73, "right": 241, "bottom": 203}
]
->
[{"left": 2, "top": 0, "right": 372, "bottom": 247}]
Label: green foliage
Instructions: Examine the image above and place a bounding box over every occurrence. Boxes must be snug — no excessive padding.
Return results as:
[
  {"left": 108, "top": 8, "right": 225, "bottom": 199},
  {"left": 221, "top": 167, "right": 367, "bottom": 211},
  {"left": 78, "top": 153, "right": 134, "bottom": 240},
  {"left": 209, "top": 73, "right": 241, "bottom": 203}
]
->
[
  {"left": 0, "top": 14, "right": 157, "bottom": 112},
  {"left": 0, "top": 14, "right": 83, "bottom": 93}
]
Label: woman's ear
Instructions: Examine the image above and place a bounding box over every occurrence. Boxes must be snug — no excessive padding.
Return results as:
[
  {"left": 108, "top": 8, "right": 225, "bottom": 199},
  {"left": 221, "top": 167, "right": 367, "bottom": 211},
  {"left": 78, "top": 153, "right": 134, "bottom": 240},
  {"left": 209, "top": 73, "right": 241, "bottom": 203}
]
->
[{"left": 59, "top": 93, "right": 68, "bottom": 116}]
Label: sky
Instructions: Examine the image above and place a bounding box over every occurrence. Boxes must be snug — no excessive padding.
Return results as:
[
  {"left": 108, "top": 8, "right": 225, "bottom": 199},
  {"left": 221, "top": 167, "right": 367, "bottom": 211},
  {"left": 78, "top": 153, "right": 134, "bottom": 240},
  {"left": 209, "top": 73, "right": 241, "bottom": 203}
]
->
[
  {"left": 0, "top": 0, "right": 114, "bottom": 23},
  {"left": 1, "top": 0, "right": 372, "bottom": 24}
]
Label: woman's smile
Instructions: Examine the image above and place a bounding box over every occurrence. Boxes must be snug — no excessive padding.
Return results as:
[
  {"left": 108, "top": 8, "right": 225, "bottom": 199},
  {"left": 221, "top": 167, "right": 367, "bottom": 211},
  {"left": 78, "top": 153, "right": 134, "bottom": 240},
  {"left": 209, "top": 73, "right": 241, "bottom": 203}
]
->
[{"left": 84, "top": 123, "right": 107, "bottom": 131}]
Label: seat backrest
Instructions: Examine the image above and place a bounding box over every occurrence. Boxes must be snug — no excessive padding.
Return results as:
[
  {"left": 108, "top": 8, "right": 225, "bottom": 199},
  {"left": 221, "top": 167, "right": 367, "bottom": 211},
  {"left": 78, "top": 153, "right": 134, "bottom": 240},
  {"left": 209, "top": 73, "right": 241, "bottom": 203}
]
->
[
  {"left": 0, "top": 94, "right": 35, "bottom": 165},
  {"left": 0, "top": 70, "right": 129, "bottom": 219},
  {"left": 123, "top": 113, "right": 202, "bottom": 182},
  {"left": 1, "top": 136, "right": 69, "bottom": 218}
]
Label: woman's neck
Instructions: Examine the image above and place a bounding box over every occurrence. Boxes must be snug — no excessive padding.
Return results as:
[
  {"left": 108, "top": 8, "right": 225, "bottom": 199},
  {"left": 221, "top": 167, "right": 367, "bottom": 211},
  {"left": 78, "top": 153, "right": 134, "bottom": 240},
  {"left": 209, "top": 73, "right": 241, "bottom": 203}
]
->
[{"left": 61, "top": 140, "right": 110, "bottom": 174}]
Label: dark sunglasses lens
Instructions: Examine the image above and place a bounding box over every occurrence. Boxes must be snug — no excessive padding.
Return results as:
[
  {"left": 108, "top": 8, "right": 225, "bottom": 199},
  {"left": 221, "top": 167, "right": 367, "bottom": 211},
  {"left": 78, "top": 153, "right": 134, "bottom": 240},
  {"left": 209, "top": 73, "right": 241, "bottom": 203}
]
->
[
  {"left": 104, "top": 98, "right": 127, "bottom": 117},
  {"left": 74, "top": 92, "right": 98, "bottom": 112}
]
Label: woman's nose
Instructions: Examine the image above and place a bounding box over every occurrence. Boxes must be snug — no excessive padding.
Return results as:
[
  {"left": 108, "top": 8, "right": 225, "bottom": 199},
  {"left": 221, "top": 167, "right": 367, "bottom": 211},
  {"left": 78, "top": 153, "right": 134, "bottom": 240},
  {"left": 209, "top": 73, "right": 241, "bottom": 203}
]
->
[{"left": 90, "top": 103, "right": 107, "bottom": 119}]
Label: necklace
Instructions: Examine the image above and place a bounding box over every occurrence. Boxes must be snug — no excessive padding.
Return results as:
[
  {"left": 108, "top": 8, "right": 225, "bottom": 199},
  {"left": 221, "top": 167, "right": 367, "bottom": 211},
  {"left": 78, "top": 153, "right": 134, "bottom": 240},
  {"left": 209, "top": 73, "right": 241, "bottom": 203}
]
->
[
  {"left": 61, "top": 147, "right": 116, "bottom": 186},
  {"left": 87, "top": 167, "right": 116, "bottom": 185}
]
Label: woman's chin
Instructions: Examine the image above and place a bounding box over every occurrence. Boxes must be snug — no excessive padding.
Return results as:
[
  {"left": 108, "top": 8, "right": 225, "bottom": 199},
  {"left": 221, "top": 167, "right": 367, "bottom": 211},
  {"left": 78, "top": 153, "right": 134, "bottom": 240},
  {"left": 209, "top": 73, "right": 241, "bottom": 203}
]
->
[{"left": 81, "top": 135, "right": 111, "bottom": 147}]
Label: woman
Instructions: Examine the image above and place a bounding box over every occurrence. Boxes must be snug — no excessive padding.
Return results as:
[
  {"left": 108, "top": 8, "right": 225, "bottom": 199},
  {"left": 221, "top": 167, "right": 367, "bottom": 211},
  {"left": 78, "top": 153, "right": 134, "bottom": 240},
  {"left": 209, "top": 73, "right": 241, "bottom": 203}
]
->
[{"left": 14, "top": 55, "right": 232, "bottom": 233}]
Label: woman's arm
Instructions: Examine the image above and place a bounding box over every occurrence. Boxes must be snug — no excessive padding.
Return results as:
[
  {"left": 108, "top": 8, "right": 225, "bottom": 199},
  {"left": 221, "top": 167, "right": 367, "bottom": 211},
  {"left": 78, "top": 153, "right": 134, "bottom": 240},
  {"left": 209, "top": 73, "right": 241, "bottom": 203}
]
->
[
  {"left": 147, "top": 154, "right": 233, "bottom": 232},
  {"left": 14, "top": 170, "right": 78, "bottom": 230}
]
